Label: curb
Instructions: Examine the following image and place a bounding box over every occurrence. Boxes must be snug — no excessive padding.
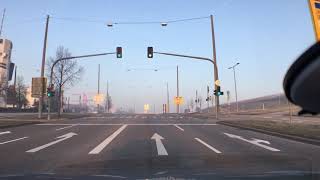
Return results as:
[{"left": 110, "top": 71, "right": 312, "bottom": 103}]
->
[
  {"left": 217, "top": 121, "right": 320, "bottom": 146},
  {"left": 0, "top": 121, "right": 42, "bottom": 129}
]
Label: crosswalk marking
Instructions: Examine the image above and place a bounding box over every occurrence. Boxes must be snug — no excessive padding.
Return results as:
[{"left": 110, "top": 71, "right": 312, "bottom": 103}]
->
[
  {"left": 89, "top": 125, "right": 128, "bottom": 154},
  {"left": 195, "top": 138, "right": 222, "bottom": 154},
  {"left": 0, "top": 137, "right": 28, "bottom": 145}
]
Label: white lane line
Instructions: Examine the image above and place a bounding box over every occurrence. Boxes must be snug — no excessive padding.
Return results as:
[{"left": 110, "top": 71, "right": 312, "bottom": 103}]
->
[
  {"left": 89, "top": 125, "right": 127, "bottom": 154},
  {"left": 174, "top": 124, "right": 184, "bottom": 131},
  {"left": 0, "top": 137, "right": 28, "bottom": 145},
  {"left": 37, "top": 123, "right": 217, "bottom": 126},
  {"left": 55, "top": 124, "right": 77, "bottom": 131},
  {"left": 195, "top": 138, "right": 222, "bottom": 154},
  {"left": 26, "top": 133, "right": 77, "bottom": 153},
  {"left": 151, "top": 133, "right": 168, "bottom": 156},
  {"left": 0, "top": 131, "right": 11, "bottom": 135}
]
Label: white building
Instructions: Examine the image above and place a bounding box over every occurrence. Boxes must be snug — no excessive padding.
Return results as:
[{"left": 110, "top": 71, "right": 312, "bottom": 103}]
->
[{"left": 0, "top": 39, "right": 13, "bottom": 107}]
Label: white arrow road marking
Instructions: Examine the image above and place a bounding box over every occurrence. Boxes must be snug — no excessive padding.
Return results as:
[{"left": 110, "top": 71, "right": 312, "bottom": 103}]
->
[
  {"left": 0, "top": 131, "right": 11, "bottom": 135},
  {"left": 174, "top": 125, "right": 184, "bottom": 131},
  {"left": 223, "top": 133, "right": 280, "bottom": 152},
  {"left": 89, "top": 125, "right": 127, "bottom": 154},
  {"left": 55, "top": 124, "right": 77, "bottom": 131},
  {"left": 26, "top": 132, "right": 77, "bottom": 153},
  {"left": 195, "top": 138, "right": 222, "bottom": 154},
  {"left": 0, "top": 137, "right": 28, "bottom": 145},
  {"left": 151, "top": 133, "right": 168, "bottom": 156}
]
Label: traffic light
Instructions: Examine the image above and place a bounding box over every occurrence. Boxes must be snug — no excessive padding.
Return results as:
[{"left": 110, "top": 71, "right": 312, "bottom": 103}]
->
[
  {"left": 214, "top": 86, "right": 224, "bottom": 96},
  {"left": 116, "top": 47, "right": 122, "bottom": 58},
  {"left": 147, "top": 47, "right": 153, "bottom": 58},
  {"left": 47, "top": 86, "right": 55, "bottom": 97}
]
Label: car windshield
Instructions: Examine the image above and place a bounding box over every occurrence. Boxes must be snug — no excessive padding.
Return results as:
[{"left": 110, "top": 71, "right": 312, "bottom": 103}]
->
[{"left": 0, "top": 0, "right": 319, "bottom": 179}]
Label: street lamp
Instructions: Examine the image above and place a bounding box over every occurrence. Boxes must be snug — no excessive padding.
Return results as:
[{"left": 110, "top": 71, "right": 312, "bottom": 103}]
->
[
  {"left": 161, "top": 22, "right": 168, "bottom": 27},
  {"left": 228, "top": 62, "right": 240, "bottom": 112}
]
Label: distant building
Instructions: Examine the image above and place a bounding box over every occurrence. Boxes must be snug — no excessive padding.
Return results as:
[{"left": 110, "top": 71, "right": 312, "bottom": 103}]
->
[{"left": 0, "top": 38, "right": 13, "bottom": 107}]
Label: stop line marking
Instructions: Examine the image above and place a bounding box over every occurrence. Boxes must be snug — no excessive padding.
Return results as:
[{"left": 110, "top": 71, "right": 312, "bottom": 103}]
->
[{"left": 37, "top": 123, "right": 217, "bottom": 126}]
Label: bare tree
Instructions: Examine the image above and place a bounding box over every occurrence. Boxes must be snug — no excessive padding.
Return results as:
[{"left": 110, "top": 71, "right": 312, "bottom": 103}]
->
[
  {"left": 15, "top": 76, "right": 28, "bottom": 109},
  {"left": 46, "top": 46, "right": 84, "bottom": 115}
]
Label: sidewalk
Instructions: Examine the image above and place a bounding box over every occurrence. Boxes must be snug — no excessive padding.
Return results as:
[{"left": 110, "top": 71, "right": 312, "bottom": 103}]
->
[{"left": 0, "top": 113, "right": 96, "bottom": 129}]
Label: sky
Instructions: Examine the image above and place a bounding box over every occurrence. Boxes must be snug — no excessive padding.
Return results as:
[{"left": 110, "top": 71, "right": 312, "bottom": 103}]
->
[{"left": 0, "top": 0, "right": 316, "bottom": 113}]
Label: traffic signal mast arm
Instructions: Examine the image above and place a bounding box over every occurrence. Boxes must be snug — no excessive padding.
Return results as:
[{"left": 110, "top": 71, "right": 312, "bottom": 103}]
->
[
  {"left": 48, "top": 50, "right": 118, "bottom": 120},
  {"left": 153, "top": 51, "right": 215, "bottom": 65},
  {"left": 49, "top": 52, "right": 116, "bottom": 85}
]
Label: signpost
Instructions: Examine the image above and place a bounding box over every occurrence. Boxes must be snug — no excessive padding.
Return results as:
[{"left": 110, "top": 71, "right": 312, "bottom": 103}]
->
[
  {"left": 31, "top": 77, "right": 47, "bottom": 98},
  {"left": 309, "top": 0, "right": 320, "bottom": 41}
]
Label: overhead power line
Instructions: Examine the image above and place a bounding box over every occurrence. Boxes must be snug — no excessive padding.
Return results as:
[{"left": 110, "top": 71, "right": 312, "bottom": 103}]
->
[{"left": 51, "top": 15, "right": 210, "bottom": 25}]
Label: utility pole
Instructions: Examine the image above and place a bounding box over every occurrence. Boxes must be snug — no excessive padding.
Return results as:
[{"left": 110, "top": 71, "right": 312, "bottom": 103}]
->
[
  {"left": 0, "top": 8, "right": 5, "bottom": 37},
  {"left": 196, "top": 90, "right": 198, "bottom": 111},
  {"left": 207, "top": 85, "right": 210, "bottom": 112},
  {"left": 210, "top": 15, "right": 220, "bottom": 119},
  {"left": 166, "top": 82, "right": 170, "bottom": 113},
  {"left": 97, "top": 64, "right": 100, "bottom": 113},
  {"left": 106, "top": 81, "right": 109, "bottom": 113},
  {"left": 13, "top": 66, "right": 17, "bottom": 108},
  {"left": 176, "top": 66, "right": 179, "bottom": 113},
  {"left": 39, "top": 15, "right": 49, "bottom": 119}
]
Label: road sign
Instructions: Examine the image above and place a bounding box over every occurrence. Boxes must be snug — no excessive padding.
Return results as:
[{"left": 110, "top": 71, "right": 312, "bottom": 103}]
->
[
  {"left": 93, "top": 94, "right": 104, "bottom": 105},
  {"left": 31, "top": 77, "right": 47, "bottom": 98},
  {"left": 174, "top": 96, "right": 184, "bottom": 105},
  {"left": 215, "top": 80, "right": 220, "bottom": 86},
  {"left": 309, "top": 0, "right": 320, "bottom": 41}
]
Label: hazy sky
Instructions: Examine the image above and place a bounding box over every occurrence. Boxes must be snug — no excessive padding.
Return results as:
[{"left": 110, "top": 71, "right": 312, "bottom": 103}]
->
[{"left": 0, "top": 0, "right": 316, "bottom": 113}]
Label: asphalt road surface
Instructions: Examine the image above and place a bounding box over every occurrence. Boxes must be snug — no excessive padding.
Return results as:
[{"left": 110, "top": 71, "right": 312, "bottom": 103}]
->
[{"left": 0, "top": 113, "right": 319, "bottom": 179}]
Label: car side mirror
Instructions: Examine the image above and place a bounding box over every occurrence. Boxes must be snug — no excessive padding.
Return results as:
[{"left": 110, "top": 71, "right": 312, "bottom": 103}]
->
[{"left": 283, "top": 42, "right": 320, "bottom": 115}]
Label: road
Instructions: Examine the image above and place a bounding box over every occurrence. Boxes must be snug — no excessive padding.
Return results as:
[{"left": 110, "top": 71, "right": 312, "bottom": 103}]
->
[{"left": 0, "top": 113, "right": 319, "bottom": 179}]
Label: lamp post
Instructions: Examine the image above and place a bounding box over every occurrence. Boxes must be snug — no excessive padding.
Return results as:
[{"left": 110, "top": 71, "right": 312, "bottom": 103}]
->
[{"left": 228, "top": 62, "right": 240, "bottom": 112}]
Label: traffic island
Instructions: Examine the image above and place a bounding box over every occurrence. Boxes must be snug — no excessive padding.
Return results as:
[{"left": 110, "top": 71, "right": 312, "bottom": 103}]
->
[{"left": 217, "top": 120, "right": 320, "bottom": 146}]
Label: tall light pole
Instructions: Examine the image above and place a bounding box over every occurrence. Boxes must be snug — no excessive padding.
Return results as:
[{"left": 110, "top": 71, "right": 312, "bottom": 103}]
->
[
  {"left": 166, "top": 82, "right": 170, "bottom": 113},
  {"left": 0, "top": 8, "right": 5, "bottom": 37},
  {"left": 228, "top": 62, "right": 240, "bottom": 112},
  {"left": 176, "top": 66, "right": 179, "bottom": 113},
  {"left": 97, "top": 64, "right": 100, "bottom": 113}
]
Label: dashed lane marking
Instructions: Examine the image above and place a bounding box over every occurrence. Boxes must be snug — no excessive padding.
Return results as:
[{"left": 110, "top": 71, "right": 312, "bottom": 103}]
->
[
  {"left": 88, "top": 125, "right": 128, "bottom": 154},
  {"left": 195, "top": 138, "right": 222, "bottom": 154},
  {"left": 174, "top": 124, "right": 184, "bottom": 131},
  {"left": 56, "top": 124, "right": 78, "bottom": 131},
  {"left": 0, "top": 137, "right": 28, "bottom": 145}
]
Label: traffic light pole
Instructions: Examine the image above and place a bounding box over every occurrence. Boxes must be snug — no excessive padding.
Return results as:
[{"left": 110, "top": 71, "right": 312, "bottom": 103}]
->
[
  {"left": 153, "top": 51, "right": 220, "bottom": 118},
  {"left": 47, "top": 52, "right": 116, "bottom": 120}
]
